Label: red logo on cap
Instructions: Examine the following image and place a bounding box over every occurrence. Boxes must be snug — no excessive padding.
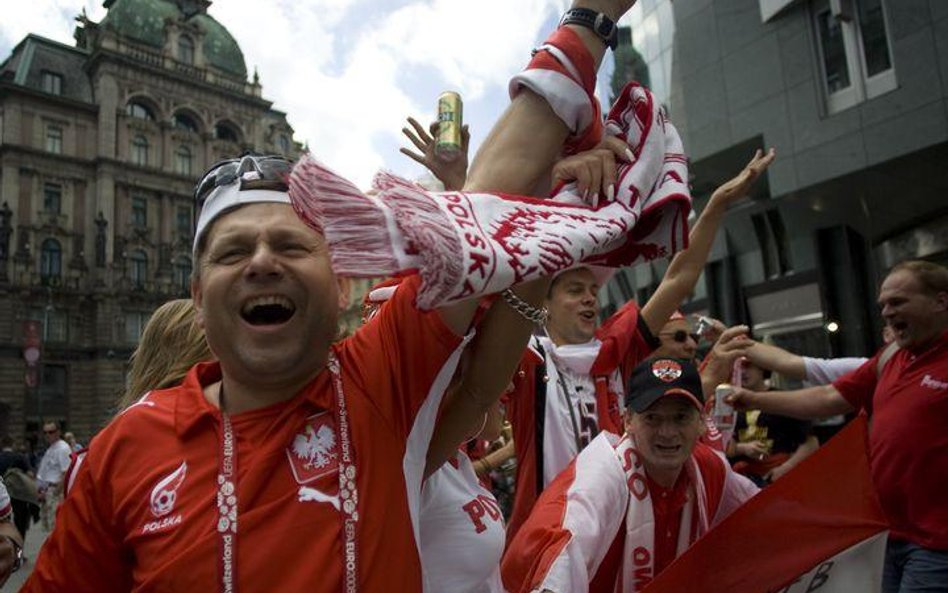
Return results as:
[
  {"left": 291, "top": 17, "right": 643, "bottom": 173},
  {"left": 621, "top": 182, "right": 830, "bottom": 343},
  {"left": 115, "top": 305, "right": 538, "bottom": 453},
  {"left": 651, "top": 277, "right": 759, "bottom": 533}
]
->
[{"left": 652, "top": 359, "right": 682, "bottom": 383}]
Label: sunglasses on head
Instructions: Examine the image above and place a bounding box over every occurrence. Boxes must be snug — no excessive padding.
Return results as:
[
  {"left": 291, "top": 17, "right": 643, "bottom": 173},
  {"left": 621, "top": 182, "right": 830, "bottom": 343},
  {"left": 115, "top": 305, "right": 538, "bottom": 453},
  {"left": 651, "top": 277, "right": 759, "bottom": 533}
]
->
[
  {"left": 194, "top": 154, "right": 293, "bottom": 208},
  {"left": 660, "top": 329, "right": 700, "bottom": 344}
]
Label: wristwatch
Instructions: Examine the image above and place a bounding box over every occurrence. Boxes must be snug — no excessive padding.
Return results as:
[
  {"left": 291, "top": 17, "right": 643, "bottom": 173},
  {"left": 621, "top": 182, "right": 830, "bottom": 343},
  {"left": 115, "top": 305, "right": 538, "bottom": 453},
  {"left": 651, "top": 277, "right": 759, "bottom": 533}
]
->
[
  {"left": 559, "top": 8, "right": 619, "bottom": 51},
  {"left": 2, "top": 534, "right": 22, "bottom": 572}
]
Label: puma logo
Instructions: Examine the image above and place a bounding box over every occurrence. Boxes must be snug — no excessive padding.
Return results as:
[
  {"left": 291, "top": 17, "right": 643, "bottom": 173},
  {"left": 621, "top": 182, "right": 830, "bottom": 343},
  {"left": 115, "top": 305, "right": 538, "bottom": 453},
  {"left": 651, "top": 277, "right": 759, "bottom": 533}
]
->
[{"left": 298, "top": 486, "right": 340, "bottom": 510}]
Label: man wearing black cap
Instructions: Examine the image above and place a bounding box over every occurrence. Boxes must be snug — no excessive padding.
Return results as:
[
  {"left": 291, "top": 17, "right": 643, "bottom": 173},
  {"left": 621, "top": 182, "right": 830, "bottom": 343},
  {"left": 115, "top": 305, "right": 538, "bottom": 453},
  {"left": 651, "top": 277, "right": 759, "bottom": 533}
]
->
[{"left": 502, "top": 357, "right": 757, "bottom": 593}]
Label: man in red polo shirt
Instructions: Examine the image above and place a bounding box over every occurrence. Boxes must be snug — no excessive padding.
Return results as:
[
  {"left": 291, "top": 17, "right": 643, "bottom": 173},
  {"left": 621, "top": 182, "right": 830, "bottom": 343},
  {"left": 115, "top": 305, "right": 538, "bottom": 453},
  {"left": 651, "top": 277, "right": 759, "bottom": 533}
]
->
[
  {"left": 502, "top": 357, "right": 757, "bottom": 593},
  {"left": 729, "top": 259, "right": 948, "bottom": 593}
]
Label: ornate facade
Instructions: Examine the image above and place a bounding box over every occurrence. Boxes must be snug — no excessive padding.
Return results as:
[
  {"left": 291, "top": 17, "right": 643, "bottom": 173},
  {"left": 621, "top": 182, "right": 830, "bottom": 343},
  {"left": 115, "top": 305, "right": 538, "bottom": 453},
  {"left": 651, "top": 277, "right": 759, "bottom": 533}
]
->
[{"left": 0, "top": 0, "right": 300, "bottom": 445}]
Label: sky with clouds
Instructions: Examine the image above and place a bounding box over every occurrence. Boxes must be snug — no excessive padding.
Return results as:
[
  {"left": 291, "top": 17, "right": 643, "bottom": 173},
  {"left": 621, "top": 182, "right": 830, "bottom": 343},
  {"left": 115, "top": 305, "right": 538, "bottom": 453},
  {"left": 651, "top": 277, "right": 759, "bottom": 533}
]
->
[{"left": 0, "top": 0, "right": 620, "bottom": 188}]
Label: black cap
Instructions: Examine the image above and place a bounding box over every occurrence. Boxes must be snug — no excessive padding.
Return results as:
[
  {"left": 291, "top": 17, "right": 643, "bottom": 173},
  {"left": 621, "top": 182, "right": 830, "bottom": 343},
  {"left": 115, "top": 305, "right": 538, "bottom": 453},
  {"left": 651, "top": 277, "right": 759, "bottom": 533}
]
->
[{"left": 625, "top": 357, "right": 705, "bottom": 413}]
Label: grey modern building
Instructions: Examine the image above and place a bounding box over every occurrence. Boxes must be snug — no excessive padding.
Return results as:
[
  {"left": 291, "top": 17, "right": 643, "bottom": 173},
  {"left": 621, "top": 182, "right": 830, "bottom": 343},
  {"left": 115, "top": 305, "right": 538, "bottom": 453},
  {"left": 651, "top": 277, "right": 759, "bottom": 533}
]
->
[{"left": 605, "top": 0, "right": 947, "bottom": 360}]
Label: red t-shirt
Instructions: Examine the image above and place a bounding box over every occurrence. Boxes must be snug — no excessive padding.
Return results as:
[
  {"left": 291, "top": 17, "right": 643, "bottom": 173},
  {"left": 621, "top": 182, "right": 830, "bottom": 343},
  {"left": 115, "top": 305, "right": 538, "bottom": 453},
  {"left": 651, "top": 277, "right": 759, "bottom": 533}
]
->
[
  {"left": 24, "top": 275, "right": 465, "bottom": 592},
  {"left": 833, "top": 330, "right": 948, "bottom": 550}
]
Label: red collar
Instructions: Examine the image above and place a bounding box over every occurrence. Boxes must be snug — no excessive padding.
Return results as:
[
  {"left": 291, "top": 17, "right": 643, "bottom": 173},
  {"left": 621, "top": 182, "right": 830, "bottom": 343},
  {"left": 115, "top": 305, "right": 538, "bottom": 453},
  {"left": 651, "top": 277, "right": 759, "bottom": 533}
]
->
[{"left": 173, "top": 360, "right": 333, "bottom": 438}]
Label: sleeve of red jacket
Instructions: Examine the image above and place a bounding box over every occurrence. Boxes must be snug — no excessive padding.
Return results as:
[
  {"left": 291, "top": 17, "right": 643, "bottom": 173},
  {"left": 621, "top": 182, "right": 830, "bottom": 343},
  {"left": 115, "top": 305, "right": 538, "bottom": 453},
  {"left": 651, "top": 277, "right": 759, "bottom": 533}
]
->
[
  {"left": 590, "top": 300, "right": 659, "bottom": 381},
  {"left": 22, "top": 444, "right": 133, "bottom": 592},
  {"left": 502, "top": 434, "right": 628, "bottom": 593}
]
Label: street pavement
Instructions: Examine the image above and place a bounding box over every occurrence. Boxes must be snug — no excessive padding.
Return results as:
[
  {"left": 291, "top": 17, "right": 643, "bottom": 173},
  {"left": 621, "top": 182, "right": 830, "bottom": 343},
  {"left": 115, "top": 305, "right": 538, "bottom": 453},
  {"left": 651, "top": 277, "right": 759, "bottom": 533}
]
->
[{"left": 5, "top": 522, "right": 49, "bottom": 590}]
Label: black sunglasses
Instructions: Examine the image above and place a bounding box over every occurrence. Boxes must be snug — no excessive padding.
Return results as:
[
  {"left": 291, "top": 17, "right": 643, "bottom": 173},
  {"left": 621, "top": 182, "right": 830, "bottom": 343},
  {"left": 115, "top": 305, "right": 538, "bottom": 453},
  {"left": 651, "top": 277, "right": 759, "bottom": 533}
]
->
[
  {"left": 194, "top": 155, "right": 293, "bottom": 208},
  {"left": 659, "top": 329, "right": 700, "bottom": 344}
]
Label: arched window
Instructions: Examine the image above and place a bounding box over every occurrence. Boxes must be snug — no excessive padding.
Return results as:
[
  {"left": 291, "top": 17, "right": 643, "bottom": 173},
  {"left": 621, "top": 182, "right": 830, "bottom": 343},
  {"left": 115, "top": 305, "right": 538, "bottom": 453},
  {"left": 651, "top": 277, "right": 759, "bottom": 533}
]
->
[
  {"left": 130, "top": 135, "right": 149, "bottom": 166},
  {"left": 126, "top": 101, "right": 155, "bottom": 121},
  {"left": 173, "top": 113, "right": 199, "bottom": 134},
  {"left": 178, "top": 35, "right": 195, "bottom": 65},
  {"left": 215, "top": 122, "right": 240, "bottom": 143},
  {"left": 278, "top": 134, "right": 290, "bottom": 155},
  {"left": 175, "top": 145, "right": 193, "bottom": 176},
  {"left": 129, "top": 250, "right": 148, "bottom": 287},
  {"left": 40, "top": 239, "right": 62, "bottom": 282},
  {"left": 174, "top": 257, "right": 192, "bottom": 293}
]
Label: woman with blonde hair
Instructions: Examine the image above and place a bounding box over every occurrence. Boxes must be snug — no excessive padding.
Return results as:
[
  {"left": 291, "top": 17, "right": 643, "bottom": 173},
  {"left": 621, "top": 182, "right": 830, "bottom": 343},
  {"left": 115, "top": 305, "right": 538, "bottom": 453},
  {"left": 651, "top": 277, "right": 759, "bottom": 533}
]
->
[{"left": 118, "top": 298, "right": 212, "bottom": 411}]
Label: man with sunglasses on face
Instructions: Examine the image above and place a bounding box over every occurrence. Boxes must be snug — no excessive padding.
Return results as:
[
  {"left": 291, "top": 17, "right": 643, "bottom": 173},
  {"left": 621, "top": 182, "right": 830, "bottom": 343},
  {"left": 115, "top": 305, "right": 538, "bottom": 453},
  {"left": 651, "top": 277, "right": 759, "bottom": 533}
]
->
[
  {"left": 653, "top": 313, "right": 699, "bottom": 361},
  {"left": 504, "top": 149, "right": 775, "bottom": 544},
  {"left": 24, "top": 2, "right": 653, "bottom": 591},
  {"left": 36, "top": 422, "right": 71, "bottom": 531}
]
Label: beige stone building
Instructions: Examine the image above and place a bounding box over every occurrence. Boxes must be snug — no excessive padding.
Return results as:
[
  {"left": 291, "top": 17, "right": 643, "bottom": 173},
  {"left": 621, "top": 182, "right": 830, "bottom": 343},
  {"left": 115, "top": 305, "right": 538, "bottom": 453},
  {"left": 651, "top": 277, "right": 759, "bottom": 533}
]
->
[{"left": 0, "top": 0, "right": 301, "bottom": 446}]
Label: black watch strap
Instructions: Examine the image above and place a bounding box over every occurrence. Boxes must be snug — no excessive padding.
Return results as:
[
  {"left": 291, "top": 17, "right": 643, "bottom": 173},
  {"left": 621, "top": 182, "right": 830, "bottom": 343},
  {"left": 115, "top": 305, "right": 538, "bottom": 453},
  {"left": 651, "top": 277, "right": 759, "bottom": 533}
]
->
[{"left": 559, "top": 8, "right": 619, "bottom": 51}]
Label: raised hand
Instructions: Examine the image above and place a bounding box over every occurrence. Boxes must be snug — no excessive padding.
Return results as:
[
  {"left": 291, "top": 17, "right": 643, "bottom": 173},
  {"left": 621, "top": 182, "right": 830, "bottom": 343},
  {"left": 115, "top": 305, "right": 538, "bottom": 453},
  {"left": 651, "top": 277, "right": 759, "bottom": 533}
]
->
[
  {"left": 551, "top": 136, "right": 632, "bottom": 207},
  {"left": 400, "top": 116, "right": 470, "bottom": 191},
  {"left": 710, "top": 148, "right": 776, "bottom": 207}
]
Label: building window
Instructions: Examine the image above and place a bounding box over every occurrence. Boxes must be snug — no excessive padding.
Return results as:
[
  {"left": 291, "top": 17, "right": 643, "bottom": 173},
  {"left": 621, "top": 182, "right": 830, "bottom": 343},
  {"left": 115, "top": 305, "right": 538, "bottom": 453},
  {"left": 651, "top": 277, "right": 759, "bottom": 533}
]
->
[
  {"left": 278, "top": 134, "right": 290, "bottom": 154},
  {"left": 175, "top": 145, "right": 192, "bottom": 176},
  {"left": 129, "top": 250, "right": 148, "bottom": 287},
  {"left": 40, "top": 238, "right": 62, "bottom": 282},
  {"left": 174, "top": 257, "right": 192, "bottom": 293},
  {"left": 43, "top": 183, "right": 62, "bottom": 214},
  {"left": 215, "top": 122, "right": 240, "bottom": 143},
  {"left": 812, "top": 0, "right": 895, "bottom": 113},
  {"left": 126, "top": 101, "right": 155, "bottom": 121},
  {"left": 125, "top": 311, "right": 149, "bottom": 344},
  {"left": 46, "top": 125, "right": 63, "bottom": 154},
  {"left": 130, "top": 135, "right": 149, "bottom": 166},
  {"left": 173, "top": 113, "right": 199, "bottom": 134},
  {"left": 177, "top": 205, "right": 192, "bottom": 239},
  {"left": 28, "top": 308, "right": 68, "bottom": 343},
  {"left": 41, "top": 71, "right": 63, "bottom": 95},
  {"left": 131, "top": 196, "right": 147, "bottom": 227},
  {"left": 178, "top": 35, "right": 195, "bottom": 65},
  {"left": 39, "top": 364, "right": 68, "bottom": 418}
]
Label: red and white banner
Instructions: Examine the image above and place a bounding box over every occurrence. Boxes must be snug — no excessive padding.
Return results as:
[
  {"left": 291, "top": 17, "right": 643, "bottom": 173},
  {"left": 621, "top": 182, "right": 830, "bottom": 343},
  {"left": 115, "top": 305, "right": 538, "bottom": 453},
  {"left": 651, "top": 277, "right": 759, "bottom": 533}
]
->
[{"left": 643, "top": 416, "right": 888, "bottom": 593}]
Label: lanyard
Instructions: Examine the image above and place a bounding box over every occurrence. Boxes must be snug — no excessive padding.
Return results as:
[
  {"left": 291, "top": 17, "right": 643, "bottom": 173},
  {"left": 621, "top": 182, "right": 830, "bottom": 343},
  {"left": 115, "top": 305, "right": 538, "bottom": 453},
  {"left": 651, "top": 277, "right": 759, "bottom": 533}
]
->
[{"left": 215, "top": 352, "right": 359, "bottom": 593}]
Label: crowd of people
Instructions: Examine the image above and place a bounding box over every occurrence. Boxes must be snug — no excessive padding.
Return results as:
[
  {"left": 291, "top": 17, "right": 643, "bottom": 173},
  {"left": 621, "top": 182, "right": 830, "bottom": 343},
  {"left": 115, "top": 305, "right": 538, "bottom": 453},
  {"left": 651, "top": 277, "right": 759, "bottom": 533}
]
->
[{"left": 0, "top": 0, "right": 943, "bottom": 591}]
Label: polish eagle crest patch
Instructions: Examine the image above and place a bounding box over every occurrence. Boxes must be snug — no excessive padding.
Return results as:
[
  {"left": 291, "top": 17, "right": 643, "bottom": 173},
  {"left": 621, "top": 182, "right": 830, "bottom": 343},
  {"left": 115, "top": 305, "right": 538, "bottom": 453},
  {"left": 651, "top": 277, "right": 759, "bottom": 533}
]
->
[
  {"left": 652, "top": 359, "right": 683, "bottom": 383},
  {"left": 286, "top": 412, "right": 338, "bottom": 484}
]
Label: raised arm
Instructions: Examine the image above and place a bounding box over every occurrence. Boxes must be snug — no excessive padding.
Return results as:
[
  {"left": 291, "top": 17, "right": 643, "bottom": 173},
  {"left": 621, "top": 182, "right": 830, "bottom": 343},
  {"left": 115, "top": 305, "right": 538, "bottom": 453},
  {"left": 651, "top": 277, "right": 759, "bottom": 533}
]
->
[
  {"left": 640, "top": 149, "right": 775, "bottom": 335},
  {"left": 727, "top": 384, "right": 854, "bottom": 420},
  {"left": 745, "top": 341, "right": 807, "bottom": 381},
  {"left": 436, "top": 0, "right": 632, "bottom": 336}
]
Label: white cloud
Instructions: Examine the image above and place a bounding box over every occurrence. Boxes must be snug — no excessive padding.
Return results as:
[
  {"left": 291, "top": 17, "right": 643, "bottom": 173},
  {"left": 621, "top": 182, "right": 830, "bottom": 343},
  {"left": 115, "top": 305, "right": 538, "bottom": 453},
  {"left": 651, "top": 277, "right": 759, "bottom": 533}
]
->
[
  {"left": 1, "top": 0, "right": 597, "bottom": 188},
  {"left": 0, "top": 0, "right": 104, "bottom": 49},
  {"left": 217, "top": 0, "right": 573, "bottom": 187}
]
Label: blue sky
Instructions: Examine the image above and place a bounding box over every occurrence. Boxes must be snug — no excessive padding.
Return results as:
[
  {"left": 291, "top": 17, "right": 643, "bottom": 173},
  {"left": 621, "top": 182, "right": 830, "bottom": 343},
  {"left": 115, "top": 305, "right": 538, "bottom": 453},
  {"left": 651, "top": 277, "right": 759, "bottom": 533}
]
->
[{"left": 0, "top": 0, "right": 618, "bottom": 188}]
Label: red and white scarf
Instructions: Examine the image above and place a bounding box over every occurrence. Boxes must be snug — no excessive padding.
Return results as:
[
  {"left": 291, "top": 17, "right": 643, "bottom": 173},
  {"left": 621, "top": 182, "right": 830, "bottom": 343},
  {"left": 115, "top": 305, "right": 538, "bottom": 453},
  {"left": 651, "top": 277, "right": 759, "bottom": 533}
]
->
[
  {"left": 614, "top": 435, "right": 710, "bottom": 593},
  {"left": 288, "top": 82, "right": 690, "bottom": 310}
]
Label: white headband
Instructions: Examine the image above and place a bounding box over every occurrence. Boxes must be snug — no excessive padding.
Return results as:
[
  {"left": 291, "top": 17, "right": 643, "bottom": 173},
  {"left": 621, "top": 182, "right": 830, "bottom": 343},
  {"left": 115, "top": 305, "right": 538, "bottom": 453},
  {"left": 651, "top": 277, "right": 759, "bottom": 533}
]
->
[{"left": 192, "top": 184, "right": 291, "bottom": 254}]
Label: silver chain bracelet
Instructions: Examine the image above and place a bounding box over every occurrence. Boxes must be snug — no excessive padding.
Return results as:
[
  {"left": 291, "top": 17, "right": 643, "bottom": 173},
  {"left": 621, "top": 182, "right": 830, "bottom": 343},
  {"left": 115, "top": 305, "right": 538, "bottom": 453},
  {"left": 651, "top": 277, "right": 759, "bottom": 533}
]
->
[{"left": 500, "top": 289, "right": 550, "bottom": 326}]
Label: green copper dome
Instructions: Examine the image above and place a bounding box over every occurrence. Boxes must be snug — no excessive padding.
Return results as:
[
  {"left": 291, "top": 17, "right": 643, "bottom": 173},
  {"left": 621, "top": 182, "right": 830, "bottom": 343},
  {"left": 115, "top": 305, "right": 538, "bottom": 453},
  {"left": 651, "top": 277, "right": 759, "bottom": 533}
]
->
[
  {"left": 100, "top": 0, "right": 247, "bottom": 79},
  {"left": 191, "top": 13, "right": 247, "bottom": 78},
  {"left": 101, "top": 0, "right": 179, "bottom": 48}
]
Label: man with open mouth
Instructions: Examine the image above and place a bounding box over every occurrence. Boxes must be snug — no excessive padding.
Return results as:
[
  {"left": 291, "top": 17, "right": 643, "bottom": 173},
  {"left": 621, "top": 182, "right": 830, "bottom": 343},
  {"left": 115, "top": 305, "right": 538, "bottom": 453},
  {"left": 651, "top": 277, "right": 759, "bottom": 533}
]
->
[
  {"left": 728, "top": 260, "right": 948, "bottom": 593},
  {"left": 23, "top": 1, "right": 662, "bottom": 592},
  {"left": 503, "top": 148, "right": 774, "bottom": 544}
]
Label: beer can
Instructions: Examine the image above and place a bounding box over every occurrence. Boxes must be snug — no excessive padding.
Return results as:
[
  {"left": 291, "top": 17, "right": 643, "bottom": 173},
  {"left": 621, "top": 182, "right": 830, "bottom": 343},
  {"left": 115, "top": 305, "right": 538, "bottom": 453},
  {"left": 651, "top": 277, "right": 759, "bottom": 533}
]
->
[
  {"left": 436, "top": 91, "right": 463, "bottom": 158},
  {"left": 693, "top": 315, "right": 712, "bottom": 339},
  {"left": 713, "top": 383, "right": 737, "bottom": 430}
]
